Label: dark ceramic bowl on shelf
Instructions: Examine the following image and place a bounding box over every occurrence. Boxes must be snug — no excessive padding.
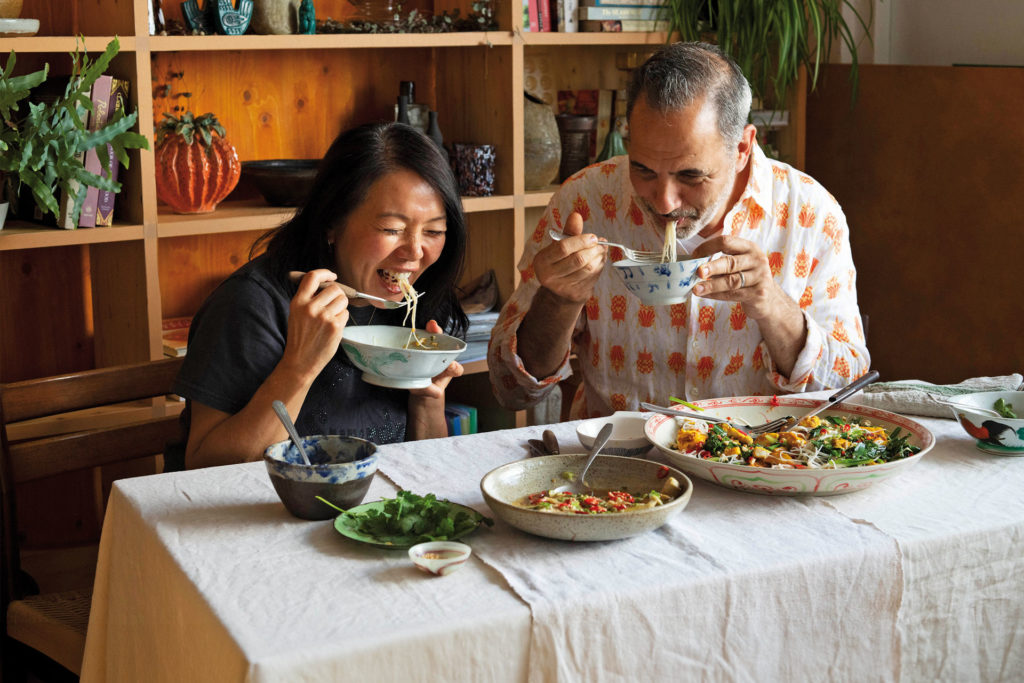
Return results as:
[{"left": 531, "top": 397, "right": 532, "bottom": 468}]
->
[{"left": 241, "top": 159, "right": 318, "bottom": 206}]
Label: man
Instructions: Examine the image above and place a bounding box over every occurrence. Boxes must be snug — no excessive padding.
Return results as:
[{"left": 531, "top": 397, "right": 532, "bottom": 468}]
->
[{"left": 489, "top": 42, "right": 869, "bottom": 418}]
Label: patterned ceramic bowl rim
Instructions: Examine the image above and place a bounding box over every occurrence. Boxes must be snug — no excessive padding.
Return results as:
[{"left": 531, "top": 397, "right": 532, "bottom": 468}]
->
[{"left": 264, "top": 435, "right": 378, "bottom": 484}]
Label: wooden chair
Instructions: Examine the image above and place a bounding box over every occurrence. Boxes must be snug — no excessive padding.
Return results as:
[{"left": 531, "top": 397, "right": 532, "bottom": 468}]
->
[{"left": 0, "top": 357, "right": 185, "bottom": 678}]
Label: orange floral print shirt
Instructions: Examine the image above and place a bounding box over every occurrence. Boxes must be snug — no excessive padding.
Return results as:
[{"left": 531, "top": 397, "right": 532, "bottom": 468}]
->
[{"left": 488, "top": 145, "right": 870, "bottom": 418}]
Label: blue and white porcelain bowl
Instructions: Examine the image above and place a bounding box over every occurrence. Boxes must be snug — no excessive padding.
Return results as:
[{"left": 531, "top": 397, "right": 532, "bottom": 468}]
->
[
  {"left": 612, "top": 255, "right": 715, "bottom": 306},
  {"left": 263, "top": 435, "right": 378, "bottom": 519},
  {"left": 341, "top": 324, "right": 467, "bottom": 390}
]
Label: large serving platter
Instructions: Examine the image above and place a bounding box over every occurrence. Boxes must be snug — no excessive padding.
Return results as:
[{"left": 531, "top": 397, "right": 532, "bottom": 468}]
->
[{"left": 644, "top": 396, "right": 935, "bottom": 496}]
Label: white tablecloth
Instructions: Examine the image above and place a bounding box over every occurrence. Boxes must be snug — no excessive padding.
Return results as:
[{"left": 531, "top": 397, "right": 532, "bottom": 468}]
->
[{"left": 81, "top": 396, "right": 1024, "bottom": 682}]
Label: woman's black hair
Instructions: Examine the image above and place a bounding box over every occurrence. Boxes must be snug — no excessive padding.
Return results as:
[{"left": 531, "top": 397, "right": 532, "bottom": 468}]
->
[{"left": 252, "top": 122, "right": 468, "bottom": 338}]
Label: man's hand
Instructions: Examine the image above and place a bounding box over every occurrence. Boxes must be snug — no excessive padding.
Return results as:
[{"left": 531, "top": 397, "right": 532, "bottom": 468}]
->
[
  {"left": 691, "top": 234, "right": 791, "bottom": 322},
  {"left": 691, "top": 235, "right": 806, "bottom": 376},
  {"left": 533, "top": 211, "right": 607, "bottom": 304}
]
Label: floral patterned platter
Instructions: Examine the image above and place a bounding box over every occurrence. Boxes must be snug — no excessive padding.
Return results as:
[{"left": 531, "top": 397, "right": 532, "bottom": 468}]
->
[{"left": 644, "top": 396, "right": 935, "bottom": 496}]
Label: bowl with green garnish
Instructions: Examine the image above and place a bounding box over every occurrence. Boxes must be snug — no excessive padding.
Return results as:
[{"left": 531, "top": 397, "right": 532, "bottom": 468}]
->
[{"left": 946, "top": 390, "right": 1024, "bottom": 455}]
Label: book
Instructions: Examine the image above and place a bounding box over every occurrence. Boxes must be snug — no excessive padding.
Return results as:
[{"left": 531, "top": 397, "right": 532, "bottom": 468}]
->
[
  {"left": 580, "top": 18, "right": 668, "bottom": 31},
  {"left": 527, "top": 0, "right": 539, "bottom": 31},
  {"left": 593, "top": 89, "right": 615, "bottom": 162},
  {"left": 95, "top": 78, "right": 131, "bottom": 227},
  {"left": 578, "top": 4, "right": 667, "bottom": 20},
  {"left": 582, "top": 0, "right": 667, "bottom": 5},
  {"left": 538, "top": 0, "right": 551, "bottom": 31},
  {"left": 78, "top": 75, "right": 114, "bottom": 228},
  {"left": 447, "top": 402, "right": 478, "bottom": 435},
  {"left": 162, "top": 317, "right": 192, "bottom": 357},
  {"left": 560, "top": 0, "right": 578, "bottom": 31}
]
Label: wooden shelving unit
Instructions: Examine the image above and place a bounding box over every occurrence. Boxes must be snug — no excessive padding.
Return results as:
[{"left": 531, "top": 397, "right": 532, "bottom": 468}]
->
[{"left": 0, "top": 1, "right": 805, "bottom": 424}]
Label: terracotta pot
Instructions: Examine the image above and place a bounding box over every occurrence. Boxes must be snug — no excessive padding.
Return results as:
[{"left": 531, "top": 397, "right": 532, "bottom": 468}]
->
[
  {"left": 523, "top": 93, "right": 561, "bottom": 191},
  {"left": 155, "top": 135, "right": 241, "bottom": 214},
  {"left": 0, "top": 0, "right": 23, "bottom": 19}
]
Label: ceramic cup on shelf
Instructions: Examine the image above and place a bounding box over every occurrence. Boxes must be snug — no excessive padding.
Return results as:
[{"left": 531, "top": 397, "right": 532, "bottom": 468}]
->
[{"left": 556, "top": 114, "right": 596, "bottom": 183}]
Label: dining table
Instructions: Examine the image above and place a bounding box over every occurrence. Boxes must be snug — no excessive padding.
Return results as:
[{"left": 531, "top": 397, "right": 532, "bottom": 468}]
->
[{"left": 79, "top": 389, "right": 1024, "bottom": 682}]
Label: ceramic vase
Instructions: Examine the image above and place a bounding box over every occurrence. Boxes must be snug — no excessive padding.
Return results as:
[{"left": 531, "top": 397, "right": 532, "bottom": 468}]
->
[
  {"left": 251, "top": 0, "right": 299, "bottom": 34},
  {"left": 0, "top": 0, "right": 23, "bottom": 18},
  {"left": 555, "top": 114, "right": 596, "bottom": 182},
  {"left": 524, "top": 92, "right": 560, "bottom": 190}
]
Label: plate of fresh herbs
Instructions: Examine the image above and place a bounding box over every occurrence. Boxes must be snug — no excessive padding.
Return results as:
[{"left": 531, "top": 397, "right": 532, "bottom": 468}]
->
[{"left": 333, "top": 490, "right": 493, "bottom": 549}]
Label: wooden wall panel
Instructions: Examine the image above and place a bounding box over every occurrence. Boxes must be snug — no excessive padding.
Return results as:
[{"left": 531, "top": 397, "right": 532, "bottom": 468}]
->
[
  {"left": 0, "top": 247, "right": 93, "bottom": 382},
  {"left": 158, "top": 230, "right": 269, "bottom": 317},
  {"left": 151, "top": 48, "right": 438, "bottom": 164},
  {"left": 806, "top": 65, "right": 1024, "bottom": 384}
]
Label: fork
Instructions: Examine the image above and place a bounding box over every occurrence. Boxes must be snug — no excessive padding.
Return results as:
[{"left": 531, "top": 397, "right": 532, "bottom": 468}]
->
[
  {"left": 288, "top": 271, "right": 422, "bottom": 310},
  {"left": 547, "top": 228, "right": 664, "bottom": 264},
  {"left": 639, "top": 402, "right": 791, "bottom": 435}
]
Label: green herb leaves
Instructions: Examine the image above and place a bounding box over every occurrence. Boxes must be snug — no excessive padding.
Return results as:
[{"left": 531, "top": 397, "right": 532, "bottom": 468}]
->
[
  {"left": 995, "top": 399, "right": 1018, "bottom": 419},
  {"left": 344, "top": 490, "right": 492, "bottom": 545}
]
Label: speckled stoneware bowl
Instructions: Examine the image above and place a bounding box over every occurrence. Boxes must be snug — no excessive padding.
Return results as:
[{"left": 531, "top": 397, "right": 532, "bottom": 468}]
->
[
  {"left": 577, "top": 413, "right": 653, "bottom": 457},
  {"left": 612, "top": 255, "right": 715, "bottom": 306},
  {"left": 480, "top": 455, "right": 693, "bottom": 542},
  {"left": 945, "top": 390, "right": 1024, "bottom": 456},
  {"left": 341, "top": 324, "right": 467, "bottom": 390},
  {"left": 263, "top": 435, "right": 378, "bottom": 520},
  {"left": 644, "top": 396, "right": 935, "bottom": 496}
]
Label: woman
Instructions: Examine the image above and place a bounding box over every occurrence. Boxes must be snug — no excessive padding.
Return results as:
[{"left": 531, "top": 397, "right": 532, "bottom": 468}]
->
[{"left": 171, "top": 122, "right": 468, "bottom": 469}]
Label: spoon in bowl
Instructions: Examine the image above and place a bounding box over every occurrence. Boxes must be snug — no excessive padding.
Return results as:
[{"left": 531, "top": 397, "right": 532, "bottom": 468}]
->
[
  {"left": 272, "top": 400, "right": 312, "bottom": 466},
  {"left": 551, "top": 422, "right": 614, "bottom": 495}
]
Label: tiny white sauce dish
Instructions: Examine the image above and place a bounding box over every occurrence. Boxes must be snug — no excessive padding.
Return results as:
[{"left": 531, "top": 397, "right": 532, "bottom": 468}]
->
[{"left": 408, "top": 541, "right": 472, "bottom": 576}]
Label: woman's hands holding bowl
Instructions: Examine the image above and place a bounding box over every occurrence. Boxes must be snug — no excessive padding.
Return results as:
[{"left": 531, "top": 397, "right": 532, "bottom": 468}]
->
[{"left": 409, "top": 320, "right": 464, "bottom": 401}]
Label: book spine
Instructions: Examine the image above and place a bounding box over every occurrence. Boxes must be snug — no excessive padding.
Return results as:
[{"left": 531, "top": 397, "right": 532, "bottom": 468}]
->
[
  {"left": 539, "top": 0, "right": 551, "bottom": 31},
  {"left": 78, "top": 74, "right": 114, "bottom": 228},
  {"left": 581, "top": 18, "right": 667, "bottom": 31},
  {"left": 95, "top": 78, "right": 130, "bottom": 227},
  {"left": 581, "top": 0, "right": 667, "bottom": 6},
  {"left": 562, "top": 0, "right": 579, "bottom": 32},
  {"left": 579, "top": 5, "right": 667, "bottom": 20},
  {"left": 527, "top": 0, "right": 539, "bottom": 31}
]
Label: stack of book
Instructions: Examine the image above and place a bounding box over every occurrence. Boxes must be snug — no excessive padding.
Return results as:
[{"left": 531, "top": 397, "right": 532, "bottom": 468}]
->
[
  {"left": 578, "top": 0, "right": 668, "bottom": 32},
  {"left": 524, "top": 0, "right": 579, "bottom": 32},
  {"left": 162, "top": 317, "right": 192, "bottom": 357},
  {"left": 458, "top": 310, "right": 500, "bottom": 363},
  {"left": 445, "top": 402, "right": 479, "bottom": 436}
]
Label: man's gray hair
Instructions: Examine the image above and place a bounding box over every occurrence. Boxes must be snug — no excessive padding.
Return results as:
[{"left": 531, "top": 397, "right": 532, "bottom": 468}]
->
[{"left": 626, "top": 42, "right": 752, "bottom": 146}]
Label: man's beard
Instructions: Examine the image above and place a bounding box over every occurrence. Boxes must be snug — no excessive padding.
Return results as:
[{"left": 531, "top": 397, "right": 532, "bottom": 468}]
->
[{"left": 641, "top": 182, "right": 732, "bottom": 241}]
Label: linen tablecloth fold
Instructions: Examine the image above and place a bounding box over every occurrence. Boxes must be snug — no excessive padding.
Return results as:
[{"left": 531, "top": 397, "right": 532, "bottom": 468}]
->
[
  {"left": 855, "top": 373, "right": 1023, "bottom": 418},
  {"left": 377, "top": 424, "right": 904, "bottom": 682}
]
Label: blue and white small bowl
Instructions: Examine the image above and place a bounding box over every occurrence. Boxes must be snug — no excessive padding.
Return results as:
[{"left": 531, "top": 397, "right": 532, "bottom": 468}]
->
[
  {"left": 264, "top": 435, "right": 378, "bottom": 519},
  {"left": 612, "top": 255, "right": 716, "bottom": 306}
]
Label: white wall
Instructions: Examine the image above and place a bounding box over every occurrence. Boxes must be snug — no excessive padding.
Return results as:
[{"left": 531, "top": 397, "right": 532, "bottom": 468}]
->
[{"left": 841, "top": 0, "right": 1024, "bottom": 67}]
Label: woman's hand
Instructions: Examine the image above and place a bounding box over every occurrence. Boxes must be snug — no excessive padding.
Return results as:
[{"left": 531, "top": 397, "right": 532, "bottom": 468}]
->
[
  {"left": 409, "top": 320, "right": 464, "bottom": 401},
  {"left": 279, "top": 269, "right": 351, "bottom": 383}
]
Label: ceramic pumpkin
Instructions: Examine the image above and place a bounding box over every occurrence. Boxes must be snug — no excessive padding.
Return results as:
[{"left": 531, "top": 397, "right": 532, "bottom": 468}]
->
[{"left": 155, "top": 111, "right": 240, "bottom": 214}]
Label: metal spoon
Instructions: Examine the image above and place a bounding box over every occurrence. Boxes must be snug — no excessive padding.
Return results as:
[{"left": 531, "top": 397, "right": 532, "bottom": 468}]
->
[
  {"left": 272, "top": 400, "right": 312, "bottom": 466},
  {"left": 287, "top": 270, "right": 422, "bottom": 310},
  {"left": 933, "top": 398, "right": 1004, "bottom": 417},
  {"left": 551, "top": 422, "right": 614, "bottom": 495}
]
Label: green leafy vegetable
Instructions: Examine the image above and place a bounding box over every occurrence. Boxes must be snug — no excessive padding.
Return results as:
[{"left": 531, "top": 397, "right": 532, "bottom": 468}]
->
[
  {"left": 344, "top": 490, "right": 492, "bottom": 544},
  {"left": 994, "top": 398, "right": 1017, "bottom": 419}
]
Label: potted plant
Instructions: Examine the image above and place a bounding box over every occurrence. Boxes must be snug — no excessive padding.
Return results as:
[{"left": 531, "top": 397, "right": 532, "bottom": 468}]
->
[
  {"left": 0, "top": 38, "right": 149, "bottom": 229},
  {"left": 664, "top": 1, "right": 870, "bottom": 110}
]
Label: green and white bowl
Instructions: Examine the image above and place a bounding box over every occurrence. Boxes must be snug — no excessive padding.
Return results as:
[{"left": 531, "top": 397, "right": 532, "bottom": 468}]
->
[{"left": 341, "top": 324, "right": 467, "bottom": 389}]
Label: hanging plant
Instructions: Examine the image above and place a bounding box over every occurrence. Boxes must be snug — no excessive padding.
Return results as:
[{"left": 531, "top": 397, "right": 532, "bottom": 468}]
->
[{"left": 154, "top": 110, "right": 241, "bottom": 214}]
